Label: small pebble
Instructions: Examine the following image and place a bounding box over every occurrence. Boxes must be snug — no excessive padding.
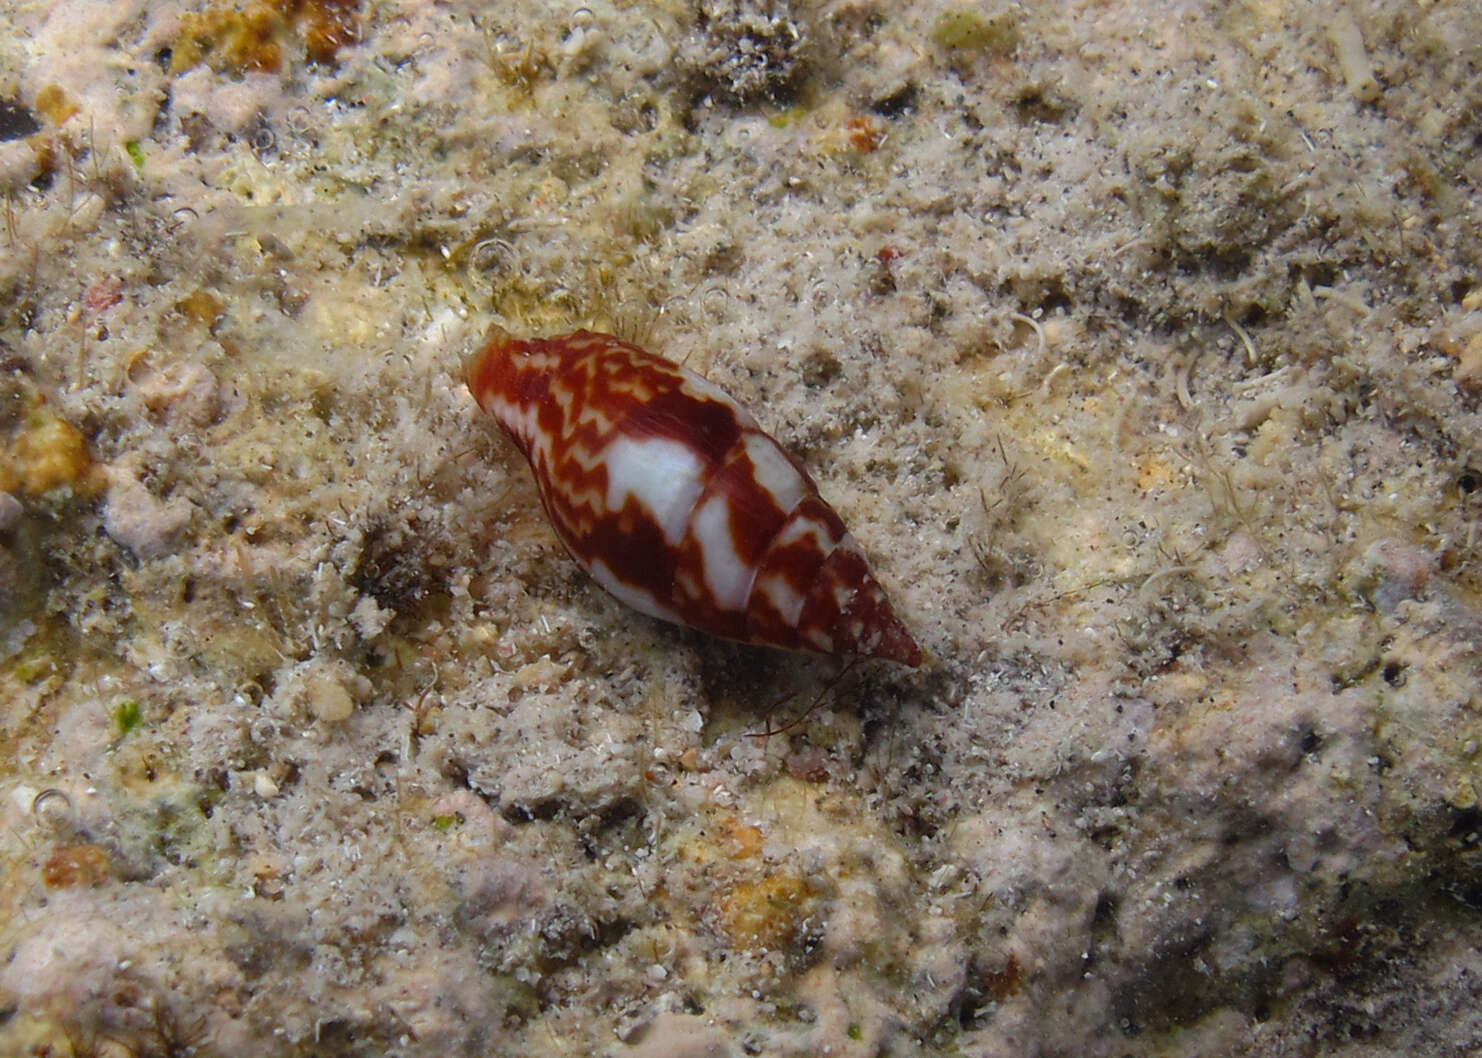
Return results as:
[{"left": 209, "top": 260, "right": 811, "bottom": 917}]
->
[
  {"left": 0, "top": 491, "right": 22, "bottom": 532},
  {"left": 303, "top": 673, "right": 356, "bottom": 724},
  {"left": 253, "top": 771, "right": 280, "bottom": 798}
]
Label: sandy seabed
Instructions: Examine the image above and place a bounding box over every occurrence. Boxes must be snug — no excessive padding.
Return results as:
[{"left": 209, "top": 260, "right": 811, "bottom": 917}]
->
[{"left": 3, "top": 0, "right": 1482, "bottom": 1055}]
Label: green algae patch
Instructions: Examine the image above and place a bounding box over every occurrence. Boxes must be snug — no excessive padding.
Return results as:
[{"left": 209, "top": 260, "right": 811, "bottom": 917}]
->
[
  {"left": 931, "top": 7, "right": 1021, "bottom": 52},
  {"left": 114, "top": 699, "right": 144, "bottom": 737}
]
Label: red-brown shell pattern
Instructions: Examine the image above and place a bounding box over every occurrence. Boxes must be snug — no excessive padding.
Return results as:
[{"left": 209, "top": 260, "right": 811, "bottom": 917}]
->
[{"left": 463, "top": 328, "right": 921, "bottom": 666}]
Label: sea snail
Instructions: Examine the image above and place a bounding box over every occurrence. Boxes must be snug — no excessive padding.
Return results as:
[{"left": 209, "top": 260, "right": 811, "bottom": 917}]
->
[{"left": 463, "top": 327, "right": 921, "bottom": 666}]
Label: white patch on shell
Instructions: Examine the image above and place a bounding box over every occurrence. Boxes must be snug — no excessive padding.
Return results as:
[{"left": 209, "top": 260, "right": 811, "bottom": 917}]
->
[
  {"left": 602, "top": 435, "right": 706, "bottom": 545},
  {"left": 771, "top": 511, "right": 839, "bottom": 553},
  {"left": 588, "top": 558, "right": 684, "bottom": 626},
  {"left": 489, "top": 394, "right": 539, "bottom": 454},
  {"left": 801, "top": 625, "right": 834, "bottom": 651},
  {"left": 754, "top": 571, "right": 805, "bottom": 626},
  {"left": 676, "top": 372, "right": 761, "bottom": 431},
  {"left": 572, "top": 390, "right": 619, "bottom": 435},
  {"left": 692, "top": 494, "right": 753, "bottom": 613},
  {"left": 742, "top": 432, "right": 808, "bottom": 515}
]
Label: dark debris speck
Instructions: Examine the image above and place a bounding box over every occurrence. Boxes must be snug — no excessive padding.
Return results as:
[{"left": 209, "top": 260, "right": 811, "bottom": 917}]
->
[{"left": 0, "top": 100, "right": 41, "bottom": 142}]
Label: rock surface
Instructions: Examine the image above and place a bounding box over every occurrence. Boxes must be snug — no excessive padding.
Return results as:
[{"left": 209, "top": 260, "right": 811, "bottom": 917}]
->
[{"left": 1, "top": 1, "right": 1480, "bottom": 1055}]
